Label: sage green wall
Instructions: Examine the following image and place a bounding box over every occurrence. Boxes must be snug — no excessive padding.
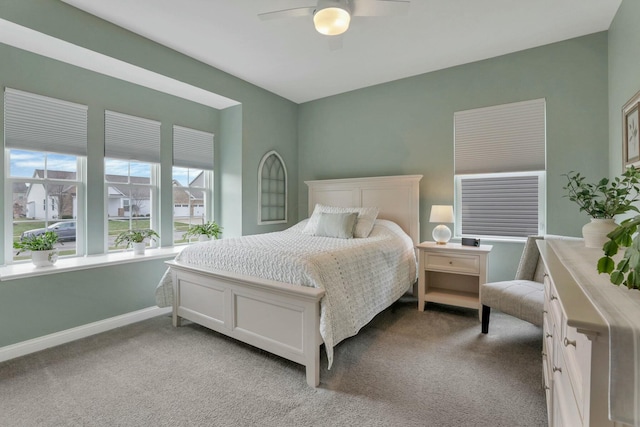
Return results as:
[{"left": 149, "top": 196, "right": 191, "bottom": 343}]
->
[
  {"left": 0, "top": 259, "right": 168, "bottom": 347},
  {"left": 0, "top": 0, "right": 298, "bottom": 347},
  {"left": 298, "top": 32, "right": 610, "bottom": 281},
  {"left": 608, "top": 0, "right": 640, "bottom": 177}
]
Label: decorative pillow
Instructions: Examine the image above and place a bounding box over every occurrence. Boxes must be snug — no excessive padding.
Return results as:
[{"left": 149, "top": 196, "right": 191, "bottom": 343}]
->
[
  {"left": 314, "top": 212, "right": 358, "bottom": 239},
  {"left": 303, "top": 204, "right": 379, "bottom": 238}
]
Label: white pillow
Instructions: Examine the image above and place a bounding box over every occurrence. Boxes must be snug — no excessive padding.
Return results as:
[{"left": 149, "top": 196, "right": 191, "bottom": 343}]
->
[
  {"left": 303, "top": 204, "right": 379, "bottom": 238},
  {"left": 315, "top": 212, "right": 358, "bottom": 239}
]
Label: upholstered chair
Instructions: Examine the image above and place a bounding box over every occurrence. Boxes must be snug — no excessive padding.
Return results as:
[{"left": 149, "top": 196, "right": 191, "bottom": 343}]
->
[{"left": 480, "top": 236, "right": 545, "bottom": 334}]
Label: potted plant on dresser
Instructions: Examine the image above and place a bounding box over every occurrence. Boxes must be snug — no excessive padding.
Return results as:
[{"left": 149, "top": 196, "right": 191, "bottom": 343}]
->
[
  {"left": 13, "top": 230, "right": 60, "bottom": 267},
  {"left": 563, "top": 166, "right": 640, "bottom": 248},
  {"left": 598, "top": 216, "right": 640, "bottom": 290},
  {"left": 182, "top": 221, "right": 222, "bottom": 242},
  {"left": 114, "top": 229, "right": 159, "bottom": 255}
]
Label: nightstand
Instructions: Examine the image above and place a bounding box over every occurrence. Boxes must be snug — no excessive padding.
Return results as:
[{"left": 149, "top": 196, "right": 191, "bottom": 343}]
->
[{"left": 416, "top": 241, "right": 492, "bottom": 313}]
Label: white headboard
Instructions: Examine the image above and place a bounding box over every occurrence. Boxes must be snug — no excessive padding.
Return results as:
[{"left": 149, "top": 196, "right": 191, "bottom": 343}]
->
[{"left": 305, "top": 175, "right": 423, "bottom": 244}]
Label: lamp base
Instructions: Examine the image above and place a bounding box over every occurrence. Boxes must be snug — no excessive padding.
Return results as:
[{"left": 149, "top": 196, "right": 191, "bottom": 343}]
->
[{"left": 432, "top": 224, "right": 452, "bottom": 245}]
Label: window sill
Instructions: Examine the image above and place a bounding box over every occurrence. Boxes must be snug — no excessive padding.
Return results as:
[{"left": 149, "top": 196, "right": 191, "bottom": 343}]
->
[{"left": 0, "top": 246, "right": 183, "bottom": 282}]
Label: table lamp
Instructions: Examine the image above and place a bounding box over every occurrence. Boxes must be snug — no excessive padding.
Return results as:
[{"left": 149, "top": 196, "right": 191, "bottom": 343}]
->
[{"left": 429, "top": 205, "right": 454, "bottom": 245}]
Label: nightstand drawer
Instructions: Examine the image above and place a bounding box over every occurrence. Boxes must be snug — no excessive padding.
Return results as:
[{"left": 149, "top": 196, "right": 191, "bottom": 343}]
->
[{"left": 425, "top": 253, "right": 480, "bottom": 275}]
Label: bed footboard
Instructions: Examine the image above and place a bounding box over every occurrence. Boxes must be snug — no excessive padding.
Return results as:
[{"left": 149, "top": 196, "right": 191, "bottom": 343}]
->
[{"left": 167, "top": 260, "right": 325, "bottom": 387}]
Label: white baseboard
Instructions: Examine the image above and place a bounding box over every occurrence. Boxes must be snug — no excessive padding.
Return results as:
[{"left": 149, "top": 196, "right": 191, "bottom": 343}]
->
[{"left": 0, "top": 306, "right": 172, "bottom": 363}]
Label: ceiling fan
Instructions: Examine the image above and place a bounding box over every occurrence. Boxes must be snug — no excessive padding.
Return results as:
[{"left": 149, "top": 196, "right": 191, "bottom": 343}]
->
[{"left": 258, "top": 0, "right": 410, "bottom": 36}]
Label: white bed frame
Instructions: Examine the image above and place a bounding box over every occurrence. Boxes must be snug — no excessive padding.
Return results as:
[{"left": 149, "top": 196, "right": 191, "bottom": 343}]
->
[{"left": 167, "top": 175, "right": 422, "bottom": 386}]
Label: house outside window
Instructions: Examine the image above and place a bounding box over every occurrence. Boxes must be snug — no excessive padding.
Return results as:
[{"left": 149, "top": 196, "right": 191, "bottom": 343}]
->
[{"left": 454, "top": 98, "right": 546, "bottom": 240}]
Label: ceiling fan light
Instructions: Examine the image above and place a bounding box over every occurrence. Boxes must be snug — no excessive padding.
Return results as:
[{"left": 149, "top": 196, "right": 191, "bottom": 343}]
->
[{"left": 313, "top": 7, "right": 350, "bottom": 36}]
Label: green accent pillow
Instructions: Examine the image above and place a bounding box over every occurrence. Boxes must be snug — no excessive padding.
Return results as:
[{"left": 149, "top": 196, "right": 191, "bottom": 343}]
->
[{"left": 315, "top": 212, "right": 358, "bottom": 239}]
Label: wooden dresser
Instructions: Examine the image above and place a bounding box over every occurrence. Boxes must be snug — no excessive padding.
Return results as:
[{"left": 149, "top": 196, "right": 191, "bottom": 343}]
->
[{"left": 537, "top": 240, "right": 636, "bottom": 427}]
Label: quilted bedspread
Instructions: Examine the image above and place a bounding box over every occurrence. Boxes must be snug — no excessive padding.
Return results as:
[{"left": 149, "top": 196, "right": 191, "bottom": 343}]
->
[{"left": 155, "top": 219, "right": 417, "bottom": 367}]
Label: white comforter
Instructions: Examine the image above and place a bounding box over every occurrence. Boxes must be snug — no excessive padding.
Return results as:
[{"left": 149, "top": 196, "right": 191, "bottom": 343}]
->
[{"left": 155, "top": 219, "right": 417, "bottom": 367}]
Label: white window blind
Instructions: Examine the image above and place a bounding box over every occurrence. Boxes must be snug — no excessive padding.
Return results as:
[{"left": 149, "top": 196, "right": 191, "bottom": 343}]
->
[
  {"left": 105, "top": 110, "right": 160, "bottom": 163},
  {"left": 454, "top": 98, "right": 546, "bottom": 239},
  {"left": 454, "top": 98, "right": 545, "bottom": 174},
  {"left": 459, "top": 174, "right": 541, "bottom": 238},
  {"left": 4, "top": 88, "right": 88, "bottom": 156},
  {"left": 173, "top": 125, "right": 214, "bottom": 170}
]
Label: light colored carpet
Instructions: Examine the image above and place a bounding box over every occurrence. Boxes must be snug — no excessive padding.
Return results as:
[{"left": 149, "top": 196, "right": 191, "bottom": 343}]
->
[{"left": 0, "top": 297, "right": 547, "bottom": 426}]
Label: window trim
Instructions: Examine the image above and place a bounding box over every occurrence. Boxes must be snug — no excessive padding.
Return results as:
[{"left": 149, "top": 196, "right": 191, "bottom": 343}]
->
[
  {"left": 103, "top": 159, "right": 159, "bottom": 253},
  {"left": 0, "top": 246, "right": 183, "bottom": 282},
  {"left": 4, "top": 151, "right": 86, "bottom": 264},
  {"left": 454, "top": 171, "right": 546, "bottom": 242},
  {"left": 172, "top": 167, "right": 214, "bottom": 245}
]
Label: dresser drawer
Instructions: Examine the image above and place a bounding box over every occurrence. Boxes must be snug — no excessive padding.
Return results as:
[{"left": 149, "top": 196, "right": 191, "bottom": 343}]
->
[
  {"left": 553, "top": 346, "right": 583, "bottom": 426},
  {"left": 547, "top": 280, "right": 563, "bottom": 330},
  {"left": 561, "top": 323, "right": 591, "bottom": 418},
  {"left": 543, "top": 313, "right": 554, "bottom": 365},
  {"left": 425, "top": 253, "right": 480, "bottom": 274}
]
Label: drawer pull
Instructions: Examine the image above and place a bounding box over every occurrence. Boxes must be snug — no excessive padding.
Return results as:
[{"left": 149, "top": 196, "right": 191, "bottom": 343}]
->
[
  {"left": 553, "top": 366, "right": 562, "bottom": 373},
  {"left": 449, "top": 261, "right": 453, "bottom": 265},
  {"left": 546, "top": 333, "right": 553, "bottom": 339},
  {"left": 542, "top": 310, "right": 548, "bottom": 314},
  {"left": 550, "top": 294, "right": 558, "bottom": 301},
  {"left": 543, "top": 273, "right": 549, "bottom": 278},
  {"left": 563, "top": 337, "right": 577, "bottom": 347},
  {"left": 541, "top": 352, "right": 547, "bottom": 357},
  {"left": 543, "top": 385, "right": 550, "bottom": 391}
]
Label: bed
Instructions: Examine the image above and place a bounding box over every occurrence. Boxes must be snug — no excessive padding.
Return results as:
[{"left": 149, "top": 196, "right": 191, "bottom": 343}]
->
[{"left": 155, "top": 175, "right": 422, "bottom": 386}]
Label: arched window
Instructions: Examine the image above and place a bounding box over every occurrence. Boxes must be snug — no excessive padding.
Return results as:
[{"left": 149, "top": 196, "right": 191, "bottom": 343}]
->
[{"left": 258, "top": 151, "right": 287, "bottom": 224}]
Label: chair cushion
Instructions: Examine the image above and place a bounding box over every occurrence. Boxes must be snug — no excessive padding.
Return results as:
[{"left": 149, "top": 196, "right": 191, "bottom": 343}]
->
[{"left": 480, "top": 280, "right": 544, "bottom": 327}]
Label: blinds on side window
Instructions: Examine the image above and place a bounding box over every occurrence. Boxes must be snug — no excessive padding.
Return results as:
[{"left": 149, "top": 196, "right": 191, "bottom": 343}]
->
[
  {"left": 460, "top": 174, "right": 540, "bottom": 237},
  {"left": 454, "top": 98, "right": 546, "bottom": 238},
  {"left": 454, "top": 98, "right": 546, "bottom": 174},
  {"left": 105, "top": 110, "right": 160, "bottom": 163},
  {"left": 173, "top": 125, "right": 214, "bottom": 170},
  {"left": 4, "top": 88, "right": 88, "bottom": 156}
]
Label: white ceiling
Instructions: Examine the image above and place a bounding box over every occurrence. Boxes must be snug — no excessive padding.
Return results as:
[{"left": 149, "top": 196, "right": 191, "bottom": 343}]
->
[{"left": 60, "top": 0, "right": 621, "bottom": 104}]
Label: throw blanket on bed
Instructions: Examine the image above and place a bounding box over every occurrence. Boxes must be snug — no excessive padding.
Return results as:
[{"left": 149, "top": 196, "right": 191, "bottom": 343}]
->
[{"left": 155, "top": 219, "right": 417, "bottom": 367}]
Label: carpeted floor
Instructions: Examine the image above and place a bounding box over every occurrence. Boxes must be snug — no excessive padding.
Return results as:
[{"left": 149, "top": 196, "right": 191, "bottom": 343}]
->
[{"left": 0, "top": 297, "right": 547, "bottom": 426}]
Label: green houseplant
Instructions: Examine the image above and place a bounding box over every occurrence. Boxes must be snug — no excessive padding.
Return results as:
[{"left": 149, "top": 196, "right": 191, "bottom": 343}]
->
[
  {"left": 13, "top": 231, "right": 60, "bottom": 267},
  {"left": 563, "top": 166, "right": 640, "bottom": 247},
  {"left": 598, "top": 217, "right": 640, "bottom": 290},
  {"left": 182, "top": 221, "right": 222, "bottom": 241},
  {"left": 114, "top": 229, "right": 159, "bottom": 254}
]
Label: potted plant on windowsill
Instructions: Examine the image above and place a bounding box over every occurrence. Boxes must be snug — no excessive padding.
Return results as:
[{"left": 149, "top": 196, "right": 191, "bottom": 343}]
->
[
  {"left": 13, "top": 231, "right": 60, "bottom": 267},
  {"left": 182, "top": 221, "right": 222, "bottom": 242},
  {"left": 114, "top": 229, "right": 159, "bottom": 255},
  {"left": 562, "top": 166, "right": 640, "bottom": 248}
]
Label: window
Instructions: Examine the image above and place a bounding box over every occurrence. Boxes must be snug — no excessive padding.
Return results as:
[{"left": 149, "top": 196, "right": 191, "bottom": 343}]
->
[
  {"left": 258, "top": 151, "right": 287, "bottom": 224},
  {"left": 4, "top": 88, "right": 87, "bottom": 263},
  {"left": 454, "top": 99, "right": 546, "bottom": 240},
  {"left": 172, "top": 125, "right": 214, "bottom": 244},
  {"left": 104, "top": 111, "right": 160, "bottom": 251}
]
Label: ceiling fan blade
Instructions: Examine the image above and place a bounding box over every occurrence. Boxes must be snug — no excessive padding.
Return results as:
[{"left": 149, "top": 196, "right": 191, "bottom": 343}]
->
[
  {"left": 258, "top": 6, "right": 315, "bottom": 21},
  {"left": 351, "top": 0, "right": 410, "bottom": 17},
  {"left": 328, "top": 35, "right": 344, "bottom": 51}
]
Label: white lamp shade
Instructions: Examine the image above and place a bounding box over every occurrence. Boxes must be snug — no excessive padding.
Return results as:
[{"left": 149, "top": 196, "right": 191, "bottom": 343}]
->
[
  {"left": 429, "top": 205, "right": 454, "bottom": 223},
  {"left": 430, "top": 205, "right": 454, "bottom": 244},
  {"left": 313, "top": 7, "right": 351, "bottom": 35}
]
